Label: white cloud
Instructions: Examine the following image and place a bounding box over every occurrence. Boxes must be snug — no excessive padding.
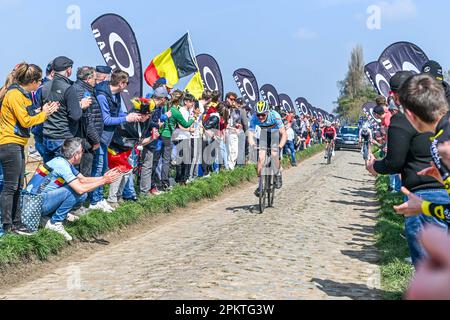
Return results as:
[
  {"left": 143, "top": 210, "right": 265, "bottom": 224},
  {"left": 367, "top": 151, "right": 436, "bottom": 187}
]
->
[
  {"left": 293, "top": 28, "right": 319, "bottom": 41},
  {"left": 377, "top": 0, "right": 417, "bottom": 21}
]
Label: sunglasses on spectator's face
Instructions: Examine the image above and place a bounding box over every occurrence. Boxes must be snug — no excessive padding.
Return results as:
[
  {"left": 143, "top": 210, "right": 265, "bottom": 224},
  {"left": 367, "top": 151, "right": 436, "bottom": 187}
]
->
[{"left": 229, "top": 97, "right": 236, "bottom": 102}]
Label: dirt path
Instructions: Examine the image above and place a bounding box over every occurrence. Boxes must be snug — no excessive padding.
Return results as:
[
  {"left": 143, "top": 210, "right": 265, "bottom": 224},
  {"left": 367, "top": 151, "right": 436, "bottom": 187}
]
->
[{"left": 0, "top": 151, "right": 382, "bottom": 300}]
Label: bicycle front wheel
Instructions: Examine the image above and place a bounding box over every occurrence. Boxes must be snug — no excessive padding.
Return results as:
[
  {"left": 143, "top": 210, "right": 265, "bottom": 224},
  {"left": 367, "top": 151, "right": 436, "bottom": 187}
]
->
[
  {"left": 327, "top": 147, "right": 332, "bottom": 165},
  {"left": 266, "top": 174, "right": 274, "bottom": 208},
  {"left": 259, "top": 175, "right": 267, "bottom": 214}
]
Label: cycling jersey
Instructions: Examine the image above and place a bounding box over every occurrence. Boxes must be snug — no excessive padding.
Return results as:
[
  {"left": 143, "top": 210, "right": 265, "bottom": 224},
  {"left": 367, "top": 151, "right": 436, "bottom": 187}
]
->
[
  {"left": 322, "top": 127, "right": 336, "bottom": 140},
  {"left": 360, "top": 129, "right": 372, "bottom": 142},
  {"left": 249, "top": 110, "right": 284, "bottom": 133}
]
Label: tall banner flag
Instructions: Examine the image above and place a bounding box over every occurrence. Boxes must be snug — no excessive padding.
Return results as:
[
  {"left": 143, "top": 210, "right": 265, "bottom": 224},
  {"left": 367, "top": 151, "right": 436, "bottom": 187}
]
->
[
  {"left": 379, "top": 41, "right": 429, "bottom": 76},
  {"left": 362, "top": 102, "right": 381, "bottom": 127},
  {"left": 364, "top": 61, "right": 392, "bottom": 97},
  {"left": 316, "top": 108, "right": 325, "bottom": 120},
  {"left": 233, "top": 68, "right": 260, "bottom": 111},
  {"left": 307, "top": 102, "right": 315, "bottom": 117},
  {"left": 312, "top": 106, "right": 319, "bottom": 118},
  {"left": 295, "top": 97, "right": 309, "bottom": 116},
  {"left": 314, "top": 107, "right": 319, "bottom": 118},
  {"left": 260, "top": 84, "right": 280, "bottom": 107},
  {"left": 196, "top": 54, "right": 224, "bottom": 100},
  {"left": 278, "top": 94, "right": 294, "bottom": 113},
  {"left": 91, "top": 14, "right": 143, "bottom": 111},
  {"left": 144, "top": 33, "right": 198, "bottom": 88}
]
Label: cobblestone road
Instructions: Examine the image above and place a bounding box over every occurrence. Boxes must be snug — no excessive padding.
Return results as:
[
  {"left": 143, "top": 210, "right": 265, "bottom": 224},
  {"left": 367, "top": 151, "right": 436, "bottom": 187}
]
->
[{"left": 1, "top": 151, "right": 382, "bottom": 300}]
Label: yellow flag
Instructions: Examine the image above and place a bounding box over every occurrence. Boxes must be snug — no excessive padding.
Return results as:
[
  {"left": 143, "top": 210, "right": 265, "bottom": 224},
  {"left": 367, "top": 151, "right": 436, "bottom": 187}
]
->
[{"left": 185, "top": 72, "right": 204, "bottom": 99}]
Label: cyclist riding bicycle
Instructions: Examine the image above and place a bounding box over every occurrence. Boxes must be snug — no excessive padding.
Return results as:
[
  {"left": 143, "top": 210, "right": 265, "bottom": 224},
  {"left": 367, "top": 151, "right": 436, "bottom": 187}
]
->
[
  {"left": 248, "top": 101, "right": 288, "bottom": 197},
  {"left": 359, "top": 123, "right": 381, "bottom": 164},
  {"left": 322, "top": 121, "right": 337, "bottom": 159},
  {"left": 359, "top": 123, "right": 373, "bottom": 161}
]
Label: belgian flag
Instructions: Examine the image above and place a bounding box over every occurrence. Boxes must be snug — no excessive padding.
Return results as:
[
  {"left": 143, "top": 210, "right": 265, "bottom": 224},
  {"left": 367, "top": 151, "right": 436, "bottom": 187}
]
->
[
  {"left": 144, "top": 33, "right": 198, "bottom": 88},
  {"left": 185, "top": 71, "right": 205, "bottom": 99}
]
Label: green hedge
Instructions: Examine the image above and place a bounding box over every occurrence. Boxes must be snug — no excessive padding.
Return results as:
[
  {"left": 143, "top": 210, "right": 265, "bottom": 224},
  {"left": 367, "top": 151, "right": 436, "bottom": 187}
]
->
[
  {"left": 375, "top": 176, "right": 414, "bottom": 300},
  {"left": 0, "top": 144, "right": 325, "bottom": 270}
]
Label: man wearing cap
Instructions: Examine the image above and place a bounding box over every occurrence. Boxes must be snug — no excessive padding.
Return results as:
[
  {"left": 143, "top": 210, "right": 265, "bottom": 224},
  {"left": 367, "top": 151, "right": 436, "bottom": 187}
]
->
[
  {"left": 422, "top": 60, "right": 450, "bottom": 106},
  {"left": 95, "top": 66, "right": 112, "bottom": 85},
  {"left": 152, "top": 77, "right": 173, "bottom": 93},
  {"left": 366, "top": 70, "right": 447, "bottom": 267},
  {"left": 41, "top": 56, "right": 92, "bottom": 162}
]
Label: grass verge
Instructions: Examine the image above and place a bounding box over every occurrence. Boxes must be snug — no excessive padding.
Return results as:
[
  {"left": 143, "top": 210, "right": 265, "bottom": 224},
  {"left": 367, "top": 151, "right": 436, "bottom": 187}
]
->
[
  {"left": 0, "top": 144, "right": 325, "bottom": 270},
  {"left": 375, "top": 175, "right": 414, "bottom": 300}
]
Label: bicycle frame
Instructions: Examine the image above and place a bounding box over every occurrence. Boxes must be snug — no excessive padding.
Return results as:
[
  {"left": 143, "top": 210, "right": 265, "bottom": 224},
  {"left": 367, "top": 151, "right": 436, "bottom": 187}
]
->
[{"left": 256, "top": 146, "right": 279, "bottom": 213}]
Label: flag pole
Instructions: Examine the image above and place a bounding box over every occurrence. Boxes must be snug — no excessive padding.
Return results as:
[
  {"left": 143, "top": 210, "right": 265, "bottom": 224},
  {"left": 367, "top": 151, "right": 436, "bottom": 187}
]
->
[{"left": 187, "top": 30, "right": 200, "bottom": 71}]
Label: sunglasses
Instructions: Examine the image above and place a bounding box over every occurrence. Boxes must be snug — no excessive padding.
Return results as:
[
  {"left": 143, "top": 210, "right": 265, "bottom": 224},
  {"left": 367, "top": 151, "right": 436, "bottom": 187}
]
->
[{"left": 257, "top": 113, "right": 267, "bottom": 118}]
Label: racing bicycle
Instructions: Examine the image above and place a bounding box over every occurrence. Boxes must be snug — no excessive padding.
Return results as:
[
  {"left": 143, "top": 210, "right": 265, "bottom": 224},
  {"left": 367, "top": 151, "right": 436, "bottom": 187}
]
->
[{"left": 256, "top": 146, "right": 279, "bottom": 214}]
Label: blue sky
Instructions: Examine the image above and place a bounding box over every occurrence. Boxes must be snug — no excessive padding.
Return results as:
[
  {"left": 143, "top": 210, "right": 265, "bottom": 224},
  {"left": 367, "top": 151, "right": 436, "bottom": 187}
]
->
[{"left": 0, "top": 0, "right": 448, "bottom": 113}]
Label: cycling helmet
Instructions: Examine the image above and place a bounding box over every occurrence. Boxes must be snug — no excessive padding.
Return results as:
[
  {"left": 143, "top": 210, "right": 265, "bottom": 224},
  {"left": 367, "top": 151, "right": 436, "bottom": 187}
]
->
[
  {"left": 256, "top": 100, "right": 270, "bottom": 114},
  {"left": 325, "top": 120, "right": 331, "bottom": 127}
]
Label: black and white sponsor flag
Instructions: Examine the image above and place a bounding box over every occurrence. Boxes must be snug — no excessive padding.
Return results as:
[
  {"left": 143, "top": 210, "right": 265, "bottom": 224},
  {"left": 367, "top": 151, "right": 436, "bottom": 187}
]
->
[
  {"left": 260, "top": 84, "right": 280, "bottom": 107},
  {"left": 308, "top": 104, "right": 318, "bottom": 118},
  {"left": 278, "top": 94, "right": 295, "bottom": 113},
  {"left": 306, "top": 102, "right": 315, "bottom": 117},
  {"left": 295, "top": 97, "right": 309, "bottom": 116},
  {"left": 91, "top": 14, "right": 143, "bottom": 111},
  {"left": 233, "top": 68, "right": 260, "bottom": 111},
  {"left": 379, "top": 41, "right": 429, "bottom": 76},
  {"left": 362, "top": 102, "right": 381, "bottom": 127},
  {"left": 196, "top": 54, "right": 224, "bottom": 101},
  {"left": 364, "top": 61, "right": 392, "bottom": 97},
  {"left": 316, "top": 108, "right": 326, "bottom": 120},
  {"left": 322, "top": 110, "right": 331, "bottom": 121}
]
